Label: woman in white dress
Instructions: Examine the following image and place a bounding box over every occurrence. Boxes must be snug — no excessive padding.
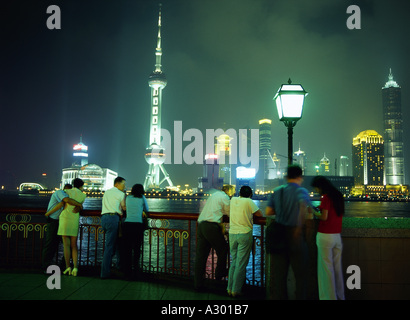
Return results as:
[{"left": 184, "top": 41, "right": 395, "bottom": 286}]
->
[{"left": 57, "top": 178, "right": 86, "bottom": 276}]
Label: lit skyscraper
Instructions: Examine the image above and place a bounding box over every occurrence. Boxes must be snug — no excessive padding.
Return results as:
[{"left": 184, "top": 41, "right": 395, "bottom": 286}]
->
[
  {"left": 72, "top": 136, "right": 88, "bottom": 167},
  {"left": 144, "top": 4, "right": 174, "bottom": 190},
  {"left": 256, "top": 119, "right": 272, "bottom": 191},
  {"left": 319, "top": 153, "right": 330, "bottom": 176},
  {"left": 215, "top": 134, "right": 233, "bottom": 184},
  {"left": 294, "top": 145, "right": 307, "bottom": 174},
  {"left": 352, "top": 130, "right": 384, "bottom": 186},
  {"left": 198, "top": 154, "right": 223, "bottom": 190},
  {"left": 382, "top": 69, "right": 405, "bottom": 185},
  {"left": 339, "top": 156, "right": 349, "bottom": 176}
]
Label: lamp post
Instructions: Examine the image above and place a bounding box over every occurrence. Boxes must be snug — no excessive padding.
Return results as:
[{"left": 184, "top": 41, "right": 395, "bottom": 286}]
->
[{"left": 273, "top": 78, "right": 308, "bottom": 165}]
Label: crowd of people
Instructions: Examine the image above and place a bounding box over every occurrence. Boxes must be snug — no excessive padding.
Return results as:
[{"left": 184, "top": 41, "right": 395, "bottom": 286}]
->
[{"left": 41, "top": 164, "right": 345, "bottom": 300}]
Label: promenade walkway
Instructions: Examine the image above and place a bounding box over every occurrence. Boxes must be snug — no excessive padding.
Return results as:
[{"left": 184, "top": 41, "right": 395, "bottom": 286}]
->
[{"left": 0, "top": 269, "right": 263, "bottom": 301}]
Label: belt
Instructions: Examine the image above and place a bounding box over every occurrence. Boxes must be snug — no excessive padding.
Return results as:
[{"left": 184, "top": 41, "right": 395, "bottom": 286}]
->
[{"left": 103, "top": 213, "right": 120, "bottom": 216}]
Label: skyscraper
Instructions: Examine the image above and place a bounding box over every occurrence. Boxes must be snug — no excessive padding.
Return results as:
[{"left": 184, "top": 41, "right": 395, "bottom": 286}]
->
[
  {"left": 215, "top": 134, "right": 233, "bottom": 184},
  {"left": 72, "top": 136, "right": 88, "bottom": 167},
  {"left": 256, "top": 119, "right": 272, "bottom": 191},
  {"left": 382, "top": 69, "right": 405, "bottom": 185},
  {"left": 294, "top": 145, "right": 307, "bottom": 174},
  {"left": 144, "top": 4, "right": 174, "bottom": 190},
  {"left": 319, "top": 153, "right": 330, "bottom": 176},
  {"left": 352, "top": 130, "right": 384, "bottom": 186},
  {"left": 198, "top": 154, "right": 223, "bottom": 190},
  {"left": 339, "top": 156, "right": 349, "bottom": 176}
]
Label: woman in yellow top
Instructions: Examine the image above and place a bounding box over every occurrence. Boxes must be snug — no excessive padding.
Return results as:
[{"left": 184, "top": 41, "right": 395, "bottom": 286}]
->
[{"left": 57, "top": 178, "right": 86, "bottom": 276}]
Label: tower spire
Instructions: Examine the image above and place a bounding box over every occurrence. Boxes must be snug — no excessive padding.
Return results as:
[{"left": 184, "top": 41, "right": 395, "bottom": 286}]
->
[
  {"left": 144, "top": 4, "right": 173, "bottom": 190},
  {"left": 155, "top": 3, "right": 163, "bottom": 73},
  {"left": 383, "top": 68, "right": 400, "bottom": 89}
]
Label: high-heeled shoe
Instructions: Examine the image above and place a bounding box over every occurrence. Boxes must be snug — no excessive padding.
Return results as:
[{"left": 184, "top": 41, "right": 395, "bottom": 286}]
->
[
  {"left": 72, "top": 268, "right": 78, "bottom": 277},
  {"left": 63, "top": 267, "right": 72, "bottom": 275}
]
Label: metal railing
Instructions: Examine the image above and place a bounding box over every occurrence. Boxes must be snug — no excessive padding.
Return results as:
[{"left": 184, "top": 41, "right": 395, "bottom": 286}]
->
[{"left": 0, "top": 208, "right": 266, "bottom": 287}]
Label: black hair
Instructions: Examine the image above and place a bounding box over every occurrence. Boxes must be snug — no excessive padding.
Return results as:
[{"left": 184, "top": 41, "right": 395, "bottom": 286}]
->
[
  {"left": 130, "top": 184, "right": 145, "bottom": 198},
  {"left": 287, "top": 164, "right": 303, "bottom": 179},
  {"left": 72, "top": 178, "right": 84, "bottom": 189},
  {"left": 239, "top": 186, "right": 253, "bottom": 198},
  {"left": 114, "top": 176, "right": 125, "bottom": 185},
  {"left": 63, "top": 184, "right": 72, "bottom": 189},
  {"left": 311, "top": 176, "right": 344, "bottom": 216}
]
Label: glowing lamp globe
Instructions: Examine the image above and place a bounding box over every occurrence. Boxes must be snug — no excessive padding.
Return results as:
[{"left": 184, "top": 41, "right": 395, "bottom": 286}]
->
[{"left": 273, "top": 79, "right": 308, "bottom": 123}]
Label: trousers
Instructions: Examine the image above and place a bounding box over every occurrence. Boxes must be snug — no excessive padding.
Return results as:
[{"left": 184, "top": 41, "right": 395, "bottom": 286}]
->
[
  {"left": 122, "top": 222, "right": 144, "bottom": 278},
  {"left": 194, "top": 221, "right": 228, "bottom": 289},
  {"left": 267, "top": 226, "right": 308, "bottom": 300},
  {"left": 316, "top": 232, "right": 345, "bottom": 300},
  {"left": 227, "top": 231, "right": 253, "bottom": 294},
  {"left": 100, "top": 214, "right": 120, "bottom": 278},
  {"left": 42, "top": 218, "right": 61, "bottom": 269}
]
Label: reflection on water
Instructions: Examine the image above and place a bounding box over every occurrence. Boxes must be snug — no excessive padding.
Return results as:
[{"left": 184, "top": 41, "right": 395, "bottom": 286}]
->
[
  {"left": 82, "top": 197, "right": 410, "bottom": 218},
  {"left": 2, "top": 194, "right": 410, "bottom": 218}
]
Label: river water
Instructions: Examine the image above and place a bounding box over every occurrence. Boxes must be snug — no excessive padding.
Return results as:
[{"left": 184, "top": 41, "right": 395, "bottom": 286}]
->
[{"left": 2, "top": 193, "right": 410, "bottom": 218}]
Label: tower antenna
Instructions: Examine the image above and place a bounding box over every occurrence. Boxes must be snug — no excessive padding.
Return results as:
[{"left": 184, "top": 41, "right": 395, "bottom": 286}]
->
[{"left": 143, "top": 4, "right": 174, "bottom": 190}]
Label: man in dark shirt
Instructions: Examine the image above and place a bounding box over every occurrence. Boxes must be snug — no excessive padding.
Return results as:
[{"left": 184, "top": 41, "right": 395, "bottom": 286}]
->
[{"left": 265, "top": 164, "right": 310, "bottom": 300}]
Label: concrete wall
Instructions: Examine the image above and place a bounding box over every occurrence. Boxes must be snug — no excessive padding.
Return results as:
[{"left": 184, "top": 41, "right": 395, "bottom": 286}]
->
[{"left": 342, "top": 231, "right": 410, "bottom": 300}]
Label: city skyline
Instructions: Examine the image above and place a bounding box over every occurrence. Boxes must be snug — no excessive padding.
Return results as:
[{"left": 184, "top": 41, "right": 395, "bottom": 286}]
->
[{"left": 1, "top": 0, "right": 409, "bottom": 189}]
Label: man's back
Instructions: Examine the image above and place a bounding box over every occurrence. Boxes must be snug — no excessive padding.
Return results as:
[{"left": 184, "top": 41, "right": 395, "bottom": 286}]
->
[
  {"left": 198, "top": 190, "right": 230, "bottom": 223},
  {"left": 269, "top": 183, "right": 307, "bottom": 227},
  {"left": 102, "top": 187, "right": 125, "bottom": 215}
]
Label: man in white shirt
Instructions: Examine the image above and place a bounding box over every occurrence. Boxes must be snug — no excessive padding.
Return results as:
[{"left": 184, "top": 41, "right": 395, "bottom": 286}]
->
[
  {"left": 194, "top": 185, "right": 235, "bottom": 291},
  {"left": 100, "top": 176, "right": 126, "bottom": 279},
  {"left": 227, "top": 186, "right": 262, "bottom": 297}
]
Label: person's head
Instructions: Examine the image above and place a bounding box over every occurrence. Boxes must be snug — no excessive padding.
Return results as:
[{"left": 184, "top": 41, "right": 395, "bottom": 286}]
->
[
  {"left": 72, "top": 178, "right": 84, "bottom": 190},
  {"left": 311, "top": 175, "right": 345, "bottom": 216},
  {"left": 311, "top": 176, "right": 331, "bottom": 195},
  {"left": 114, "top": 176, "right": 126, "bottom": 191},
  {"left": 221, "top": 184, "right": 236, "bottom": 197},
  {"left": 239, "top": 186, "right": 253, "bottom": 198},
  {"left": 63, "top": 184, "right": 72, "bottom": 190},
  {"left": 286, "top": 164, "right": 303, "bottom": 185},
  {"left": 130, "top": 184, "right": 145, "bottom": 198}
]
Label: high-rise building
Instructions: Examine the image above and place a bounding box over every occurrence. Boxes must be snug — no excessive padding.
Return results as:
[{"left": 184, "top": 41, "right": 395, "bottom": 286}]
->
[
  {"left": 72, "top": 136, "right": 88, "bottom": 167},
  {"left": 382, "top": 69, "right": 405, "bottom": 185},
  {"left": 256, "top": 119, "right": 272, "bottom": 191},
  {"left": 339, "top": 156, "right": 349, "bottom": 176},
  {"left": 271, "top": 152, "right": 281, "bottom": 179},
  {"left": 319, "top": 153, "right": 330, "bottom": 176},
  {"left": 62, "top": 138, "right": 118, "bottom": 192},
  {"left": 352, "top": 130, "right": 384, "bottom": 186},
  {"left": 144, "top": 5, "right": 174, "bottom": 190},
  {"left": 198, "top": 154, "right": 223, "bottom": 190},
  {"left": 215, "top": 134, "right": 233, "bottom": 184},
  {"left": 294, "top": 145, "right": 307, "bottom": 174}
]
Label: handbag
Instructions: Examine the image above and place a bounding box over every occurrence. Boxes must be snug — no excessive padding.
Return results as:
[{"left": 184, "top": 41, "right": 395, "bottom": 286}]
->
[{"left": 265, "top": 187, "right": 287, "bottom": 254}]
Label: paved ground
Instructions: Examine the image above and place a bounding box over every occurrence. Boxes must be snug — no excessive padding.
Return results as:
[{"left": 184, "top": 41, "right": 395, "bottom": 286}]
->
[{"left": 0, "top": 269, "right": 264, "bottom": 301}]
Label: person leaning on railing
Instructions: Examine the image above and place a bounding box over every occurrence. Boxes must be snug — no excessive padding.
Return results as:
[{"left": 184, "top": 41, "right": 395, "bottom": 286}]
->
[
  {"left": 100, "top": 176, "right": 126, "bottom": 279},
  {"left": 265, "top": 165, "right": 310, "bottom": 300},
  {"left": 194, "top": 184, "right": 235, "bottom": 291},
  {"left": 227, "top": 186, "right": 262, "bottom": 297},
  {"left": 122, "top": 183, "right": 149, "bottom": 280}
]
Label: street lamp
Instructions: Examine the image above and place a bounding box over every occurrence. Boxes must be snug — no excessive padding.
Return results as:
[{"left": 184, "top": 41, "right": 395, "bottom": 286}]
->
[{"left": 273, "top": 78, "right": 308, "bottom": 165}]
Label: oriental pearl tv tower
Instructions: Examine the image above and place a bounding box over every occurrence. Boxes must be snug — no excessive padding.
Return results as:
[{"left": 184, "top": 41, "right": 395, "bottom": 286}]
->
[{"left": 143, "top": 4, "right": 174, "bottom": 190}]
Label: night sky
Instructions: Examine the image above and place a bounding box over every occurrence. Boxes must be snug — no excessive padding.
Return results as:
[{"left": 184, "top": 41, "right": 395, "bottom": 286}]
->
[{"left": 1, "top": 0, "right": 409, "bottom": 190}]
